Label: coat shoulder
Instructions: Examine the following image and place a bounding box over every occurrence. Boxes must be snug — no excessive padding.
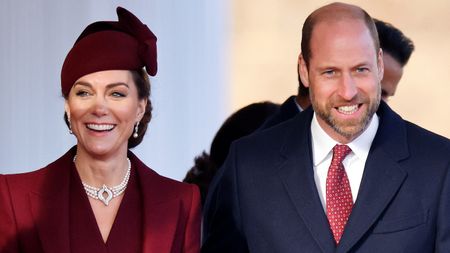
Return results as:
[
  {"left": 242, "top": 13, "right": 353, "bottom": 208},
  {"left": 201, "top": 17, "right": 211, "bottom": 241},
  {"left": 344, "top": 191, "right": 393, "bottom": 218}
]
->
[
  {"left": 130, "top": 153, "right": 200, "bottom": 203},
  {"left": 3, "top": 163, "right": 56, "bottom": 193},
  {"left": 139, "top": 165, "right": 198, "bottom": 193}
]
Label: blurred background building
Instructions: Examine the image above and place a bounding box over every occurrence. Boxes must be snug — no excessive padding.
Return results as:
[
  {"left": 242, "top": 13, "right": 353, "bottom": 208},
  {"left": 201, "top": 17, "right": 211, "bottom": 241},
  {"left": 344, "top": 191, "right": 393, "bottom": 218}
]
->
[{"left": 1, "top": 0, "right": 449, "bottom": 180}]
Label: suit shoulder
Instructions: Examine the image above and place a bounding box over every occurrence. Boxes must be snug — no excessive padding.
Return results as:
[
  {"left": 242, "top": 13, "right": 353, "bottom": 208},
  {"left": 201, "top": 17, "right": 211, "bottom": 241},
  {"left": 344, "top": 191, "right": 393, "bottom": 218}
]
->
[
  {"left": 404, "top": 120, "right": 450, "bottom": 150},
  {"left": 399, "top": 121, "right": 450, "bottom": 166},
  {"left": 235, "top": 120, "right": 291, "bottom": 152},
  {"left": 236, "top": 109, "right": 311, "bottom": 150},
  {"left": 379, "top": 103, "right": 449, "bottom": 152}
]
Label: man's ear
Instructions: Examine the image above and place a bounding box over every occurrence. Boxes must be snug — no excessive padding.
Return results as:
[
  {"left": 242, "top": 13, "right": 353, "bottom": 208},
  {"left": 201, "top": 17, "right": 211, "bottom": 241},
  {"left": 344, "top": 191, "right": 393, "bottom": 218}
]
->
[
  {"left": 298, "top": 54, "right": 310, "bottom": 88},
  {"left": 377, "top": 48, "right": 384, "bottom": 82}
]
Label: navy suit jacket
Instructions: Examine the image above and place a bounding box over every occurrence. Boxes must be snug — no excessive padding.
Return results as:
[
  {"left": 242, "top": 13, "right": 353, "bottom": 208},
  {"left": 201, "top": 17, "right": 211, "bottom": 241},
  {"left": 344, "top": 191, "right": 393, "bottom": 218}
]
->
[{"left": 202, "top": 101, "right": 450, "bottom": 253}]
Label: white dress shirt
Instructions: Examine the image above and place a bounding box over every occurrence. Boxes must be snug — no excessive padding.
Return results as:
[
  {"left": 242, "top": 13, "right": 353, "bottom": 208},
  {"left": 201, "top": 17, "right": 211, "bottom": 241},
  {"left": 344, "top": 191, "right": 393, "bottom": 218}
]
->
[{"left": 310, "top": 113, "right": 379, "bottom": 211}]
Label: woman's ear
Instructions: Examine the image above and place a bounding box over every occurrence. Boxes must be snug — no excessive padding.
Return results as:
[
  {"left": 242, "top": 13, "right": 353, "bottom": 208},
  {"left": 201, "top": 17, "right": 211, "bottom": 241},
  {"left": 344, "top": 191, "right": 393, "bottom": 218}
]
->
[
  {"left": 137, "top": 98, "right": 147, "bottom": 121},
  {"left": 64, "top": 101, "right": 71, "bottom": 120}
]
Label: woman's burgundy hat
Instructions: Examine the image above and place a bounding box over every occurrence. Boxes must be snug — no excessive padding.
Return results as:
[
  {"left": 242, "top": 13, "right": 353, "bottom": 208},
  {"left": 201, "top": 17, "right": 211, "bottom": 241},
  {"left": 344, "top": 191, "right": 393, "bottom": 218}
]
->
[{"left": 61, "top": 7, "right": 157, "bottom": 96}]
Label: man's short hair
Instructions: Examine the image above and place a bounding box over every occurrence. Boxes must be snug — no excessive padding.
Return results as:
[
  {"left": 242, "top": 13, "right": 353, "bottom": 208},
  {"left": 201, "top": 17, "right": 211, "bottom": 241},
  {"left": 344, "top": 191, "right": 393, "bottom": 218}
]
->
[
  {"left": 301, "top": 3, "right": 379, "bottom": 68},
  {"left": 375, "top": 19, "right": 415, "bottom": 66}
]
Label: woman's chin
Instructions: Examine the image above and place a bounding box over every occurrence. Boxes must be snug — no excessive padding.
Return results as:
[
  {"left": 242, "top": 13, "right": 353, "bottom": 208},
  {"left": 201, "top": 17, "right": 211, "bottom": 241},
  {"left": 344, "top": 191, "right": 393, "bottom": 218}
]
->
[{"left": 78, "top": 142, "right": 121, "bottom": 158}]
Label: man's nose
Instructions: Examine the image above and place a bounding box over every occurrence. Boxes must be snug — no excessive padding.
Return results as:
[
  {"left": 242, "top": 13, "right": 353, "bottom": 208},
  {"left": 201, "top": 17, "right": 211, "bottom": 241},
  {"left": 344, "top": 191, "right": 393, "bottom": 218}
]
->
[{"left": 338, "top": 73, "right": 358, "bottom": 100}]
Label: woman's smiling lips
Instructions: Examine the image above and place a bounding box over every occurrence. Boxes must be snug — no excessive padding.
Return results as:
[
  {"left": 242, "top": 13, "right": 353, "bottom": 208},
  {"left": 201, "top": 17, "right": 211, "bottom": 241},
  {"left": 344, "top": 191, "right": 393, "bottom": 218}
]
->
[{"left": 86, "top": 123, "right": 116, "bottom": 132}]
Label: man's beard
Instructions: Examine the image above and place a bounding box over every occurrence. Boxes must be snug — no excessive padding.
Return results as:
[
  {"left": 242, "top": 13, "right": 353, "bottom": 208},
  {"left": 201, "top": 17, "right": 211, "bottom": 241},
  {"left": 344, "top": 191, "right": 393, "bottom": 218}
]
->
[{"left": 311, "top": 89, "right": 380, "bottom": 140}]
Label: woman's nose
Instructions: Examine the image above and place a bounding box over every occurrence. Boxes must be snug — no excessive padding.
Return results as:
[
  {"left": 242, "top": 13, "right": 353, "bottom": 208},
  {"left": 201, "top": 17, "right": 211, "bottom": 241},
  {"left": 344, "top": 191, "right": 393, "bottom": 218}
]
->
[{"left": 91, "top": 96, "right": 108, "bottom": 116}]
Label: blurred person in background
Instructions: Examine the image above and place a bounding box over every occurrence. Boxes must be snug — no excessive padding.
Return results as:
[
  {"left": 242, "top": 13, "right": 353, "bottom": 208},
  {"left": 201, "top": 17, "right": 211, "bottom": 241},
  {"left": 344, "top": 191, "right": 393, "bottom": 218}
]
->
[
  {"left": 183, "top": 101, "right": 279, "bottom": 205},
  {"left": 375, "top": 18, "right": 415, "bottom": 101}
]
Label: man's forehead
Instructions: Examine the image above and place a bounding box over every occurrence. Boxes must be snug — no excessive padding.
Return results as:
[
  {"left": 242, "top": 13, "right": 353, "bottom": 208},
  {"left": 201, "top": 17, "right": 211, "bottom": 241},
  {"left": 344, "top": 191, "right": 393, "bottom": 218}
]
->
[
  {"left": 309, "top": 2, "right": 366, "bottom": 24},
  {"left": 311, "top": 18, "right": 370, "bottom": 44},
  {"left": 308, "top": 20, "right": 380, "bottom": 65}
]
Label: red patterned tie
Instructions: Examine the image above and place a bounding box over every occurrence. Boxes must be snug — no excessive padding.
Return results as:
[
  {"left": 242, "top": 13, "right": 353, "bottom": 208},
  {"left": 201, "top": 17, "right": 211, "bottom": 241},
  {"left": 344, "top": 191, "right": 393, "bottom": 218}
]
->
[{"left": 326, "top": 144, "right": 353, "bottom": 244}]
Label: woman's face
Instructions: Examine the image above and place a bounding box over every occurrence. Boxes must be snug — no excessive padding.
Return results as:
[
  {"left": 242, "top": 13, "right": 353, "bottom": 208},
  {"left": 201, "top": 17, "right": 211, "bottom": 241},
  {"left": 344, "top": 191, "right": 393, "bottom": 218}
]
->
[{"left": 65, "top": 70, "right": 146, "bottom": 158}]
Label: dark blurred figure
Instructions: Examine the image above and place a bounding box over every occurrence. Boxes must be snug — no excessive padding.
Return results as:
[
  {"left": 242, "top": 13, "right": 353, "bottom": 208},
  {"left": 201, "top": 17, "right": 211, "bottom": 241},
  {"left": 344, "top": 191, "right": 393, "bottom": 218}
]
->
[
  {"left": 183, "top": 101, "right": 280, "bottom": 204},
  {"left": 259, "top": 73, "right": 310, "bottom": 130},
  {"left": 375, "top": 19, "right": 415, "bottom": 100}
]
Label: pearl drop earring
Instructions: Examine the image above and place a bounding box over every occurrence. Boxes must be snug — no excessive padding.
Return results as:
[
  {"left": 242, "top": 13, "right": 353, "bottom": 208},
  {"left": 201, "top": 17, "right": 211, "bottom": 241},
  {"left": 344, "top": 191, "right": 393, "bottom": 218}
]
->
[
  {"left": 133, "top": 122, "right": 139, "bottom": 138},
  {"left": 68, "top": 116, "right": 73, "bottom": 135}
]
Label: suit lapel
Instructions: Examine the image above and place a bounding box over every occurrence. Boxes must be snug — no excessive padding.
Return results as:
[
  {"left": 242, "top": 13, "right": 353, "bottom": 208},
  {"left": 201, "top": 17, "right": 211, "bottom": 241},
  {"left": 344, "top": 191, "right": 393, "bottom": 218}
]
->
[
  {"left": 336, "top": 146, "right": 407, "bottom": 252},
  {"left": 133, "top": 154, "right": 181, "bottom": 253},
  {"left": 278, "top": 109, "right": 336, "bottom": 253},
  {"left": 30, "top": 149, "right": 74, "bottom": 253},
  {"left": 337, "top": 102, "right": 410, "bottom": 253}
]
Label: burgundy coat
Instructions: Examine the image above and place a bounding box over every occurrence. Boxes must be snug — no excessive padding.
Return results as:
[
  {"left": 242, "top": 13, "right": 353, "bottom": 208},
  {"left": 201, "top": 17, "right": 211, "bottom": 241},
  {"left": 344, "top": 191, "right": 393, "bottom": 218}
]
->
[{"left": 0, "top": 147, "right": 201, "bottom": 253}]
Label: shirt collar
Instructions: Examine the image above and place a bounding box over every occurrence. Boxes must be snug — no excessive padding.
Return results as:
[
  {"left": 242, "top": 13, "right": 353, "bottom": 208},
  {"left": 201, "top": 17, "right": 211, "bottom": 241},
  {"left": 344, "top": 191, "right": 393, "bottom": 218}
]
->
[{"left": 310, "top": 112, "right": 379, "bottom": 166}]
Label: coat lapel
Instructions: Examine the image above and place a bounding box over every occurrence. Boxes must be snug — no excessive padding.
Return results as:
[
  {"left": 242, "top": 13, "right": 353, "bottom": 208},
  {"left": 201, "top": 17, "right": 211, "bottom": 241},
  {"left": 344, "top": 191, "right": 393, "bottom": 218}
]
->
[
  {"left": 278, "top": 109, "right": 336, "bottom": 253},
  {"left": 30, "top": 148, "right": 74, "bottom": 253},
  {"left": 132, "top": 154, "right": 181, "bottom": 253},
  {"left": 141, "top": 197, "right": 181, "bottom": 253},
  {"left": 337, "top": 102, "right": 410, "bottom": 253}
]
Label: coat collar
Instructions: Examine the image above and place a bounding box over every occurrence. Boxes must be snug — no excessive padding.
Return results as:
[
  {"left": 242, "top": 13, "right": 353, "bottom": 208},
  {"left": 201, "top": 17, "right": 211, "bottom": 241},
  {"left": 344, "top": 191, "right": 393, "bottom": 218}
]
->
[
  {"left": 277, "top": 101, "right": 409, "bottom": 253},
  {"left": 129, "top": 151, "right": 183, "bottom": 253},
  {"left": 30, "top": 147, "right": 74, "bottom": 253},
  {"left": 30, "top": 147, "right": 182, "bottom": 253}
]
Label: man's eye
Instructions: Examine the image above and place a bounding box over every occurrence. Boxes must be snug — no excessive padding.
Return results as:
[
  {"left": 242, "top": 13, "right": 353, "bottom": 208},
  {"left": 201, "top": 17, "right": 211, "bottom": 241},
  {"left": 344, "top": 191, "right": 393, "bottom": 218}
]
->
[
  {"left": 323, "top": 70, "right": 335, "bottom": 76},
  {"left": 356, "top": 67, "right": 369, "bottom": 73}
]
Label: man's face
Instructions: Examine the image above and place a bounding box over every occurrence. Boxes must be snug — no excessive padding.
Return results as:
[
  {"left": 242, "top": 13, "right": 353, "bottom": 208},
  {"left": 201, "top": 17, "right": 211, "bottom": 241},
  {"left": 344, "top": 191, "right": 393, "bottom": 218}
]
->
[
  {"left": 381, "top": 52, "right": 403, "bottom": 101},
  {"left": 300, "top": 19, "right": 383, "bottom": 143}
]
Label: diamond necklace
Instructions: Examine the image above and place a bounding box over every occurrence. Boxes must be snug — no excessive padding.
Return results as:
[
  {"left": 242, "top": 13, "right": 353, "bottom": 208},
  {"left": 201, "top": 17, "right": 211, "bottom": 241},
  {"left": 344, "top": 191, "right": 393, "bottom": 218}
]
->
[{"left": 73, "top": 155, "right": 131, "bottom": 206}]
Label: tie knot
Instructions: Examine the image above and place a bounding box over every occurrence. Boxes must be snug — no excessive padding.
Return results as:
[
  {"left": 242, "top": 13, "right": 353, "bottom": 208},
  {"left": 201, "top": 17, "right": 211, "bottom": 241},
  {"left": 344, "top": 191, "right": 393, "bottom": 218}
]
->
[{"left": 332, "top": 144, "right": 352, "bottom": 164}]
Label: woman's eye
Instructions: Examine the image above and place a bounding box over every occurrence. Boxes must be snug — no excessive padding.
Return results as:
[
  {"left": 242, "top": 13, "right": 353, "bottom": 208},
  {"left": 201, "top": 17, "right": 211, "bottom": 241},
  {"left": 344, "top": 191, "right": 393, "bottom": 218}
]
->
[
  {"left": 111, "top": 92, "right": 126, "bottom": 97},
  {"left": 75, "top": 90, "right": 90, "bottom": 97}
]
